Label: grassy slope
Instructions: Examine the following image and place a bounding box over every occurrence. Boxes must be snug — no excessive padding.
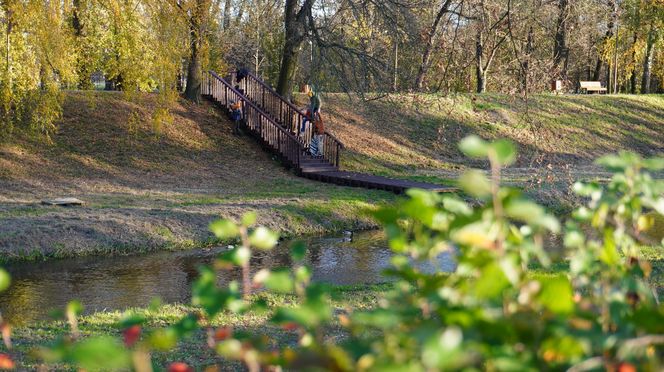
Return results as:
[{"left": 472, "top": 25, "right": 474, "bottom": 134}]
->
[
  {"left": 319, "top": 93, "right": 664, "bottom": 177},
  {"left": 0, "top": 91, "right": 395, "bottom": 260}
]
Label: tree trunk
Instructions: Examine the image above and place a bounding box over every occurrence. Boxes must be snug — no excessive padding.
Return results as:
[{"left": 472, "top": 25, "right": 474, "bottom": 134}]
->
[
  {"left": 476, "top": 32, "right": 485, "bottom": 93},
  {"left": 630, "top": 32, "right": 638, "bottom": 93},
  {"left": 185, "top": 30, "right": 202, "bottom": 102},
  {"left": 553, "top": 0, "right": 569, "bottom": 79},
  {"left": 392, "top": 40, "right": 398, "bottom": 92},
  {"left": 222, "top": 0, "right": 232, "bottom": 30},
  {"left": 641, "top": 28, "right": 655, "bottom": 94},
  {"left": 72, "top": 0, "right": 93, "bottom": 89},
  {"left": 414, "top": 0, "right": 453, "bottom": 91},
  {"left": 521, "top": 27, "right": 533, "bottom": 92},
  {"left": 592, "top": 0, "right": 617, "bottom": 81},
  {"left": 275, "top": 0, "right": 312, "bottom": 97},
  {"left": 235, "top": 0, "right": 245, "bottom": 26},
  {"left": 184, "top": 0, "right": 210, "bottom": 103}
]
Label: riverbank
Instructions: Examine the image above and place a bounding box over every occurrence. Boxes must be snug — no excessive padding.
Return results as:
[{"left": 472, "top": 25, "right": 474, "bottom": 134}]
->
[{"left": 0, "top": 91, "right": 395, "bottom": 261}]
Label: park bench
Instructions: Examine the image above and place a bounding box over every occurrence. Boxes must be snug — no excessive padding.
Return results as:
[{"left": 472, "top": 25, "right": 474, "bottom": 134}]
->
[{"left": 579, "top": 81, "right": 607, "bottom": 94}]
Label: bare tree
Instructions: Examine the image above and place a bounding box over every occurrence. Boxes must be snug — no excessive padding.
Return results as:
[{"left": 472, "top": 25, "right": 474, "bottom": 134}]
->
[{"left": 414, "top": 0, "right": 454, "bottom": 91}]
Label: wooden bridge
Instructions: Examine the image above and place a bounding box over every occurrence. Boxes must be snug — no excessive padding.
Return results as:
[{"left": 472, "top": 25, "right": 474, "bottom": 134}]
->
[{"left": 202, "top": 71, "right": 453, "bottom": 194}]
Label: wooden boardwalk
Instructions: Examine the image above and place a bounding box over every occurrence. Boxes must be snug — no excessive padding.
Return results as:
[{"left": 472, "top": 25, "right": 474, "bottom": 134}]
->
[{"left": 202, "top": 71, "right": 454, "bottom": 194}]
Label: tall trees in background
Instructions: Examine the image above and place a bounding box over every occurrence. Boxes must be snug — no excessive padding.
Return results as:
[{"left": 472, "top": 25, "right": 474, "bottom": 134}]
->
[
  {"left": 0, "top": 0, "right": 77, "bottom": 138},
  {"left": 0, "top": 0, "right": 662, "bottom": 141}
]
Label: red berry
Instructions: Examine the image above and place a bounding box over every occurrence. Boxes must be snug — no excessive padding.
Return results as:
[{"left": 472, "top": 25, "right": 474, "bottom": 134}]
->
[
  {"left": 0, "top": 353, "right": 14, "bottom": 369},
  {"left": 618, "top": 363, "right": 636, "bottom": 372},
  {"left": 168, "top": 362, "right": 193, "bottom": 372},
  {"left": 123, "top": 325, "right": 141, "bottom": 347},
  {"left": 213, "top": 327, "right": 232, "bottom": 341}
]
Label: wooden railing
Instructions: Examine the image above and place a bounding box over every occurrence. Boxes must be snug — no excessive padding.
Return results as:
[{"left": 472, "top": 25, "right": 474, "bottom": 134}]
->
[
  {"left": 203, "top": 71, "right": 302, "bottom": 169},
  {"left": 230, "top": 71, "right": 343, "bottom": 168}
]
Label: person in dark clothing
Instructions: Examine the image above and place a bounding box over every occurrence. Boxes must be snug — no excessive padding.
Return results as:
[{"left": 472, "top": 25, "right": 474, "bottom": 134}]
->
[{"left": 236, "top": 68, "right": 249, "bottom": 84}]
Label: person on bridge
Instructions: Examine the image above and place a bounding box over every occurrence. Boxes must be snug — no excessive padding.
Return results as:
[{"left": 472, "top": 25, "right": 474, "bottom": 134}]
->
[
  {"left": 236, "top": 68, "right": 249, "bottom": 84},
  {"left": 230, "top": 85, "right": 244, "bottom": 135},
  {"left": 310, "top": 110, "right": 325, "bottom": 158}
]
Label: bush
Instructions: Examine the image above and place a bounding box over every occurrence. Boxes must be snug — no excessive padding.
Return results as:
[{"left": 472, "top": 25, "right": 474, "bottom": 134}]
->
[{"left": 1, "top": 137, "right": 663, "bottom": 371}]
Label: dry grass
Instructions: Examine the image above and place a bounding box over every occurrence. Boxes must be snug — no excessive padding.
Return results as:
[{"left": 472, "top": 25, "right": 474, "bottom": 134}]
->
[{"left": 312, "top": 93, "right": 664, "bottom": 175}]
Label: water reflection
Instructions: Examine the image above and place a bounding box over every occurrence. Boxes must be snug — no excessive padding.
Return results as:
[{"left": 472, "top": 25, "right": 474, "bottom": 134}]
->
[{"left": 0, "top": 230, "right": 455, "bottom": 325}]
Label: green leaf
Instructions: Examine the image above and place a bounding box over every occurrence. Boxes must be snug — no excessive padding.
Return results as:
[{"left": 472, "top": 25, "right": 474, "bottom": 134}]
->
[
  {"left": 490, "top": 139, "right": 516, "bottom": 166},
  {"left": 66, "top": 300, "right": 84, "bottom": 317},
  {"left": 149, "top": 328, "right": 178, "bottom": 351},
  {"left": 537, "top": 275, "right": 574, "bottom": 315},
  {"left": 459, "top": 135, "right": 489, "bottom": 158},
  {"left": 472, "top": 262, "right": 509, "bottom": 299},
  {"left": 0, "top": 269, "right": 10, "bottom": 292},
  {"left": 505, "top": 200, "right": 544, "bottom": 221},
  {"left": 295, "top": 265, "right": 312, "bottom": 284},
  {"left": 643, "top": 157, "right": 664, "bottom": 171},
  {"left": 216, "top": 339, "right": 243, "bottom": 359},
  {"left": 218, "top": 246, "right": 251, "bottom": 267},
  {"left": 422, "top": 327, "right": 471, "bottom": 370},
  {"left": 241, "top": 211, "right": 257, "bottom": 227},
  {"left": 264, "top": 269, "right": 294, "bottom": 293},
  {"left": 442, "top": 196, "right": 472, "bottom": 216},
  {"left": 596, "top": 154, "right": 630, "bottom": 170},
  {"left": 458, "top": 170, "right": 491, "bottom": 198},
  {"left": 70, "top": 337, "right": 131, "bottom": 371},
  {"left": 249, "top": 227, "right": 279, "bottom": 250},
  {"left": 599, "top": 228, "right": 619, "bottom": 266},
  {"left": 539, "top": 335, "right": 587, "bottom": 364},
  {"left": 209, "top": 219, "right": 239, "bottom": 239}
]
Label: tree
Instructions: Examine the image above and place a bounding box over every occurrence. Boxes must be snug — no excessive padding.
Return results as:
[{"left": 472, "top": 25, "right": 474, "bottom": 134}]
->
[
  {"left": 414, "top": 0, "right": 454, "bottom": 91},
  {"left": 592, "top": 0, "right": 618, "bottom": 81},
  {"left": 553, "top": 0, "right": 570, "bottom": 79},
  {"left": 473, "top": 0, "right": 509, "bottom": 93},
  {"left": 169, "top": 0, "right": 214, "bottom": 103},
  {"left": 275, "top": 0, "right": 314, "bottom": 97}
]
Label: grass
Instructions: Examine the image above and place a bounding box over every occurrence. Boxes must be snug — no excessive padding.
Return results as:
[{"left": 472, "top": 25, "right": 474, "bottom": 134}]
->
[
  {"left": 8, "top": 284, "right": 391, "bottom": 370},
  {"left": 310, "top": 93, "right": 663, "bottom": 175}
]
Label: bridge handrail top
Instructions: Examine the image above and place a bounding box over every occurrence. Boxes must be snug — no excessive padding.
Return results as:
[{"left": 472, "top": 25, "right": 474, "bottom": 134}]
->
[{"left": 208, "top": 70, "right": 304, "bottom": 144}]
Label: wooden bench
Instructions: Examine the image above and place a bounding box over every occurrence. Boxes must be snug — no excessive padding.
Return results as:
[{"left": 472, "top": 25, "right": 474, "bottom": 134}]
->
[{"left": 579, "top": 81, "right": 607, "bottom": 94}]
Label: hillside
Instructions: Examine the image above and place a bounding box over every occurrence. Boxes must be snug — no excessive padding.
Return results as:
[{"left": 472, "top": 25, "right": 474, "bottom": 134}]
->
[
  {"left": 311, "top": 93, "right": 664, "bottom": 208},
  {"left": 0, "top": 91, "right": 391, "bottom": 260},
  {"left": 317, "top": 93, "right": 664, "bottom": 174}
]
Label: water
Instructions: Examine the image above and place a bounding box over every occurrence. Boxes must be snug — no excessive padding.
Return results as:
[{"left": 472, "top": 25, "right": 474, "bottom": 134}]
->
[{"left": 0, "top": 230, "right": 455, "bottom": 325}]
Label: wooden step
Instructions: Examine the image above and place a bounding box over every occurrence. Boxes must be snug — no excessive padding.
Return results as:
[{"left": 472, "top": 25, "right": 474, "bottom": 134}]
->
[{"left": 300, "top": 165, "right": 338, "bottom": 173}]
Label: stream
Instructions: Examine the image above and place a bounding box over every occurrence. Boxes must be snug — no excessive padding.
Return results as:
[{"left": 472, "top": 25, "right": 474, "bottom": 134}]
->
[{"left": 0, "top": 230, "right": 456, "bottom": 325}]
